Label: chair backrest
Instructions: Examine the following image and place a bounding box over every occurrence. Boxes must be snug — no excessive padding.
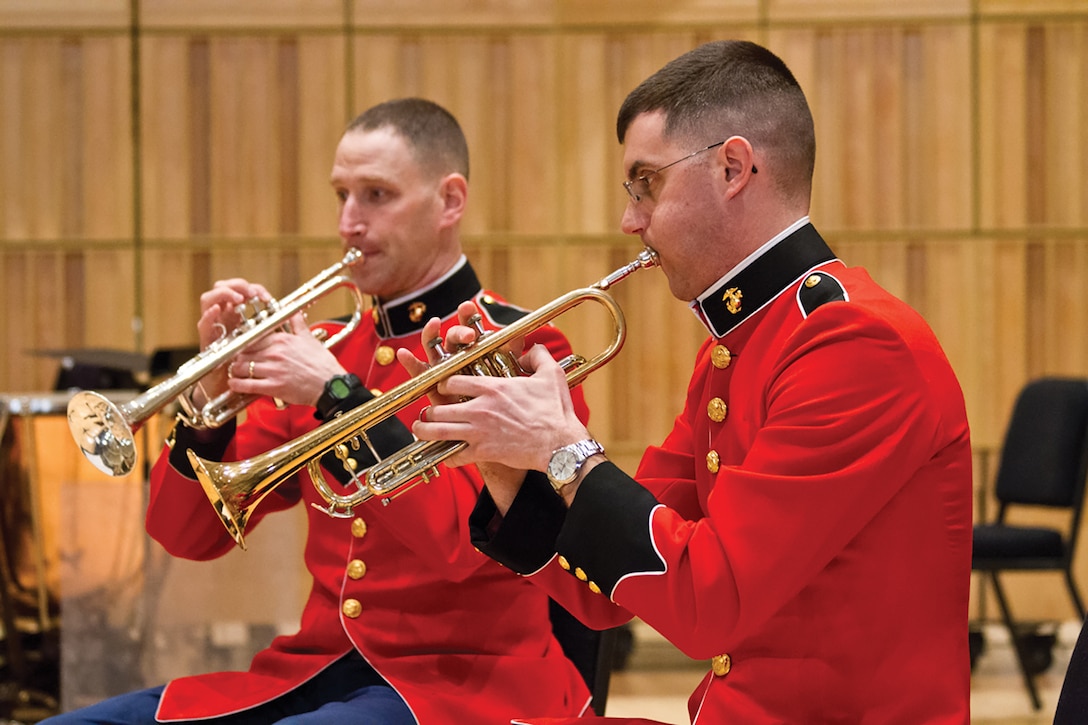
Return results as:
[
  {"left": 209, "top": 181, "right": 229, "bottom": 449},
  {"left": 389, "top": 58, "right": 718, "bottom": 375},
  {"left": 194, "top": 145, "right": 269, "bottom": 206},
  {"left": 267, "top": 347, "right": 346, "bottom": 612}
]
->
[
  {"left": 548, "top": 598, "right": 615, "bottom": 716},
  {"left": 994, "top": 377, "right": 1088, "bottom": 510}
]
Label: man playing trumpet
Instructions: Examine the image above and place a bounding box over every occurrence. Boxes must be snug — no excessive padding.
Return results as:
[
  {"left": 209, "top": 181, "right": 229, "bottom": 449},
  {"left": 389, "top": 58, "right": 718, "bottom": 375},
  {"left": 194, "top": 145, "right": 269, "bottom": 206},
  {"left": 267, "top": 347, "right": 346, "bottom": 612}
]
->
[
  {"left": 45, "top": 99, "right": 596, "bottom": 724},
  {"left": 407, "top": 41, "right": 974, "bottom": 724}
]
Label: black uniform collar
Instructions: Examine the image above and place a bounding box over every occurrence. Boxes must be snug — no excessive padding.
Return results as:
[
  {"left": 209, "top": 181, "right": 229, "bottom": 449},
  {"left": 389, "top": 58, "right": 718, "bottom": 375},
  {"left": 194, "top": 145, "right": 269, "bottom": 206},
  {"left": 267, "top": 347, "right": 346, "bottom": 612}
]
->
[
  {"left": 693, "top": 222, "right": 837, "bottom": 338},
  {"left": 372, "top": 257, "right": 482, "bottom": 339}
]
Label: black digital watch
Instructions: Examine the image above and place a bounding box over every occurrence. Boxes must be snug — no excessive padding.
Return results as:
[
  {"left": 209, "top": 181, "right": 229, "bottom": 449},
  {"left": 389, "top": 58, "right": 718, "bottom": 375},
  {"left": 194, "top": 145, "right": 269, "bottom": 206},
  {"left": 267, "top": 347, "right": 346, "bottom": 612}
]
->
[{"left": 315, "top": 373, "right": 362, "bottom": 419}]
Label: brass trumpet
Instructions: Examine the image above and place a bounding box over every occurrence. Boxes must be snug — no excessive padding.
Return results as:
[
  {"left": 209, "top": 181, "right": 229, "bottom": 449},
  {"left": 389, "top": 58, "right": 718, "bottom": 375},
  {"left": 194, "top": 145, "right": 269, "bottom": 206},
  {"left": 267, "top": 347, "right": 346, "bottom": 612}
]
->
[
  {"left": 66, "top": 248, "right": 366, "bottom": 477},
  {"left": 189, "top": 248, "right": 659, "bottom": 550}
]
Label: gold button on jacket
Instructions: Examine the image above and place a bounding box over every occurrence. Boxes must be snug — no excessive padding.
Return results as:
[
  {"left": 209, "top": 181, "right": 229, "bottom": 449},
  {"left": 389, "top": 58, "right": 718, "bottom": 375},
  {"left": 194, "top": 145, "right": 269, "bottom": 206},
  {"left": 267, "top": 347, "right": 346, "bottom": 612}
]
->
[
  {"left": 346, "top": 559, "right": 367, "bottom": 580},
  {"left": 711, "top": 344, "right": 732, "bottom": 369},
  {"left": 342, "top": 599, "right": 362, "bottom": 618},
  {"left": 711, "top": 653, "right": 731, "bottom": 677},
  {"left": 375, "top": 346, "right": 396, "bottom": 366},
  {"left": 706, "top": 450, "right": 720, "bottom": 473},
  {"left": 351, "top": 518, "right": 368, "bottom": 538},
  {"left": 707, "top": 397, "right": 727, "bottom": 423}
]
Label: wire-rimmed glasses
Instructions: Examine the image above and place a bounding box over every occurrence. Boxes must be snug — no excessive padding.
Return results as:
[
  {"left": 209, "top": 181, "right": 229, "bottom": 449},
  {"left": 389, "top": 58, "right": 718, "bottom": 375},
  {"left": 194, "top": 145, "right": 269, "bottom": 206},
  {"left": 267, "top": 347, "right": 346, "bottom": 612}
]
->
[{"left": 622, "top": 141, "right": 725, "bottom": 203}]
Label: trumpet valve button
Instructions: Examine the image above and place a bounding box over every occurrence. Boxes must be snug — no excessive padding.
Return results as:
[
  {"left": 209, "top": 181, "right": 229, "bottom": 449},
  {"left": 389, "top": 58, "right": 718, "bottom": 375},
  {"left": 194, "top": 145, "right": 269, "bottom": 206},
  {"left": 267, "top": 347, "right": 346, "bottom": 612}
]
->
[
  {"left": 426, "top": 337, "right": 450, "bottom": 360},
  {"left": 468, "top": 314, "right": 486, "bottom": 338}
]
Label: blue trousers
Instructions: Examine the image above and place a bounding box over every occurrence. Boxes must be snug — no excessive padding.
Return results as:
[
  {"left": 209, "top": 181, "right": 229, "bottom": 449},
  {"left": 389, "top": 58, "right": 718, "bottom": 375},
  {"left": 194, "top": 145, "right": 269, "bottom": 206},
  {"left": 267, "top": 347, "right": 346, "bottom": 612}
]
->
[{"left": 39, "top": 651, "right": 415, "bottom": 725}]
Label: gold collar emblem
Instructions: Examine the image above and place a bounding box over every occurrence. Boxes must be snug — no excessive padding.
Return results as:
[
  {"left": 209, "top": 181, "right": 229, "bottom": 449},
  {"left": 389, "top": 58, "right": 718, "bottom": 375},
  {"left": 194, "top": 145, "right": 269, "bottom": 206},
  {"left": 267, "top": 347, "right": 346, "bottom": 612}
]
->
[
  {"left": 408, "top": 301, "right": 427, "bottom": 323},
  {"left": 722, "top": 287, "right": 743, "bottom": 315}
]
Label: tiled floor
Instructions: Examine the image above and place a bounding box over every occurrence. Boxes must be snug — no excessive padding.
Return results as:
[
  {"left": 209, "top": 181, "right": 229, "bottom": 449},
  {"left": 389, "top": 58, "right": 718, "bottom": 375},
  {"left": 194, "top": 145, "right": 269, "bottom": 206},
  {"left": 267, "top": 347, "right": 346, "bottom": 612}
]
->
[{"left": 604, "top": 620, "right": 1077, "bottom": 724}]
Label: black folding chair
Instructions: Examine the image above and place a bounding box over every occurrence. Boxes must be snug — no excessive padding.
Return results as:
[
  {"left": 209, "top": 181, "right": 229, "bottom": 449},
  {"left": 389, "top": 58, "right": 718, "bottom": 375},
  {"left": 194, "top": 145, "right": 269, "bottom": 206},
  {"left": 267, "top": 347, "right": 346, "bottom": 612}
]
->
[{"left": 972, "top": 377, "right": 1088, "bottom": 710}]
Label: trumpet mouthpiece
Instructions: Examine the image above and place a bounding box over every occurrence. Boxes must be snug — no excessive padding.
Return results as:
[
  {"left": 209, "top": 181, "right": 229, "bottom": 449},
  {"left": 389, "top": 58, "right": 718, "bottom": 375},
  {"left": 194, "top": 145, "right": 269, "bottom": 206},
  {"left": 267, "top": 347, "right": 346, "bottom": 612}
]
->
[{"left": 593, "top": 247, "right": 660, "bottom": 290}]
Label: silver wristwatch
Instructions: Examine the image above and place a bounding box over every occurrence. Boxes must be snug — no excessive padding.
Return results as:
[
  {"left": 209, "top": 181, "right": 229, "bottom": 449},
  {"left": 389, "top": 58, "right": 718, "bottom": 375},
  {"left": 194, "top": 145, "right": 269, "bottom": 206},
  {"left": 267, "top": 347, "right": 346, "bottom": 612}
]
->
[{"left": 546, "top": 439, "right": 605, "bottom": 493}]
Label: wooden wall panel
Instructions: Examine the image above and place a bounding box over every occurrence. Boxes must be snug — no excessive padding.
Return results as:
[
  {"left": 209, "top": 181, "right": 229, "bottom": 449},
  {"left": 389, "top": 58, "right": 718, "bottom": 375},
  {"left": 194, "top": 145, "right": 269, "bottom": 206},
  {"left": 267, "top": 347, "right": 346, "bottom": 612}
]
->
[
  {"left": 1, "top": 36, "right": 132, "bottom": 241},
  {"left": 506, "top": 36, "right": 562, "bottom": 236},
  {"left": 354, "top": 0, "right": 555, "bottom": 28},
  {"left": 140, "top": 248, "right": 202, "bottom": 356},
  {"left": 980, "top": 0, "right": 1088, "bottom": 15},
  {"left": 0, "top": 32, "right": 134, "bottom": 390},
  {"left": 977, "top": 23, "right": 1030, "bottom": 229},
  {"left": 1039, "top": 25, "right": 1088, "bottom": 228},
  {"left": 296, "top": 37, "right": 349, "bottom": 238},
  {"left": 556, "top": 35, "right": 615, "bottom": 236},
  {"left": 81, "top": 38, "right": 135, "bottom": 240},
  {"left": 142, "top": 34, "right": 345, "bottom": 241},
  {"left": 776, "top": 25, "right": 972, "bottom": 231},
  {"left": 208, "top": 39, "right": 290, "bottom": 238},
  {"left": 1040, "top": 238, "right": 1088, "bottom": 374},
  {"left": 556, "top": 0, "right": 758, "bottom": 26},
  {"left": 979, "top": 21, "right": 1088, "bottom": 230},
  {"left": 0, "top": 0, "right": 128, "bottom": 29},
  {"left": 0, "top": 250, "right": 134, "bottom": 391},
  {"left": 139, "top": 37, "right": 193, "bottom": 239},
  {"left": 4, "top": 0, "right": 1088, "bottom": 623},
  {"left": 142, "top": 0, "right": 342, "bottom": 29},
  {"left": 354, "top": 0, "right": 761, "bottom": 28},
  {"left": 769, "top": 0, "right": 971, "bottom": 21}
]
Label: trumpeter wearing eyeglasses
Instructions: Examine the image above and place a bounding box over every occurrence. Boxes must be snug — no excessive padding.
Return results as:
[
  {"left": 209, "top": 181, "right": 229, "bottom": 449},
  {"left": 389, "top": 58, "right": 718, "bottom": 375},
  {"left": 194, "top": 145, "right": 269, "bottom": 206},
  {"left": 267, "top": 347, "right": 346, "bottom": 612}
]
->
[{"left": 407, "top": 40, "right": 974, "bottom": 724}]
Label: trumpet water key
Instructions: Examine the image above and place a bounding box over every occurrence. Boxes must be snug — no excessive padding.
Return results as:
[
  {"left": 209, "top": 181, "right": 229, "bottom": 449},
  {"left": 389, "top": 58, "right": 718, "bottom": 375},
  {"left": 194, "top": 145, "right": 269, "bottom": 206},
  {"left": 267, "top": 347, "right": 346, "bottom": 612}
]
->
[
  {"left": 189, "top": 247, "right": 660, "bottom": 550},
  {"left": 66, "top": 248, "right": 366, "bottom": 477}
]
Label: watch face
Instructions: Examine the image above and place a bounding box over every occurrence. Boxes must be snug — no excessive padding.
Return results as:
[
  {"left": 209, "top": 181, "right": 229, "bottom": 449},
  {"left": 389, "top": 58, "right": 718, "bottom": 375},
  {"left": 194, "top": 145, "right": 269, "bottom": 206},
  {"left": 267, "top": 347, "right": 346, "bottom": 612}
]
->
[
  {"left": 329, "top": 377, "right": 352, "bottom": 398},
  {"left": 548, "top": 449, "right": 578, "bottom": 483}
]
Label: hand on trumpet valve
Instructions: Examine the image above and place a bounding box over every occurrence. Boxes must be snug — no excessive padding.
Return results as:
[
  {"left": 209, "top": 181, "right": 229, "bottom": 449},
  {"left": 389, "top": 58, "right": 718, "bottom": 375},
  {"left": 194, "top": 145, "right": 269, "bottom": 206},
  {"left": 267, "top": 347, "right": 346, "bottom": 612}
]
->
[
  {"left": 222, "top": 314, "right": 347, "bottom": 409},
  {"left": 198, "top": 279, "right": 273, "bottom": 349},
  {"left": 399, "top": 302, "right": 587, "bottom": 473}
]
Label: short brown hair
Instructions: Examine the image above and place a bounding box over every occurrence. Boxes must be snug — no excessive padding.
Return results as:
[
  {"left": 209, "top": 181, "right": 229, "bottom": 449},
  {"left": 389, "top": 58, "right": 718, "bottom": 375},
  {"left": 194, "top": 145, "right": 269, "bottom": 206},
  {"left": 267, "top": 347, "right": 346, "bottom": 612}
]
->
[
  {"left": 347, "top": 98, "right": 470, "bottom": 180},
  {"left": 617, "top": 40, "right": 815, "bottom": 199}
]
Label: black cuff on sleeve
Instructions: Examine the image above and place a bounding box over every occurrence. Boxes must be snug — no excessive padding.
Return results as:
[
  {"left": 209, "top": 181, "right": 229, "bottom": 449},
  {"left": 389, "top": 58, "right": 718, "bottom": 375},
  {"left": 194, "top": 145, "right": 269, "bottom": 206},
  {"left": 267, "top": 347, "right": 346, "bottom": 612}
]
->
[
  {"left": 169, "top": 418, "right": 237, "bottom": 479},
  {"left": 556, "top": 461, "right": 664, "bottom": 597},
  {"left": 468, "top": 471, "right": 567, "bottom": 574},
  {"left": 316, "top": 389, "right": 416, "bottom": 486}
]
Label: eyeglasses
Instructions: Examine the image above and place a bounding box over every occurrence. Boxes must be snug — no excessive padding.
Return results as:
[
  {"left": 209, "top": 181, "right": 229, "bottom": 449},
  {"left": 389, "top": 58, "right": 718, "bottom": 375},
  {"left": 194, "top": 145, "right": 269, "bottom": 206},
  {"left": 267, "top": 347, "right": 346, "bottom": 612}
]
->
[{"left": 622, "top": 141, "right": 725, "bottom": 203}]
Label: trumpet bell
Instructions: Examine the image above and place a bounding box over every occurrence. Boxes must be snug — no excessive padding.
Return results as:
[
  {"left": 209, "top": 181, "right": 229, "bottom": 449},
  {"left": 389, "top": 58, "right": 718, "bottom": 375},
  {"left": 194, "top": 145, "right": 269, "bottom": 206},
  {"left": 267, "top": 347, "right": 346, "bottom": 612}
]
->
[
  {"left": 189, "top": 452, "right": 288, "bottom": 550},
  {"left": 66, "top": 390, "right": 138, "bottom": 476},
  {"left": 201, "top": 482, "right": 251, "bottom": 551}
]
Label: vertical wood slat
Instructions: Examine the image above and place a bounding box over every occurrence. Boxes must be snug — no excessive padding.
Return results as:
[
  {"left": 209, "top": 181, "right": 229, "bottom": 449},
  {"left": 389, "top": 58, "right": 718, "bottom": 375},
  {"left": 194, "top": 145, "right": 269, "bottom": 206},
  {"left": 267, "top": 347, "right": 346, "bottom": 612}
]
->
[
  {"left": 977, "top": 24, "right": 1029, "bottom": 230},
  {"left": 296, "top": 36, "right": 348, "bottom": 238}
]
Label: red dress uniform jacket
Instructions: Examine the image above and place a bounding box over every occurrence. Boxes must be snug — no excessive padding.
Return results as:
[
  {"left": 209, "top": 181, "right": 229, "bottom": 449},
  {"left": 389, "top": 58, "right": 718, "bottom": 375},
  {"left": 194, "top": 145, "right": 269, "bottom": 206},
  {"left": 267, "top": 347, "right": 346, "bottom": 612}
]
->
[
  {"left": 146, "top": 260, "right": 592, "bottom": 724},
  {"left": 473, "top": 224, "right": 973, "bottom": 724}
]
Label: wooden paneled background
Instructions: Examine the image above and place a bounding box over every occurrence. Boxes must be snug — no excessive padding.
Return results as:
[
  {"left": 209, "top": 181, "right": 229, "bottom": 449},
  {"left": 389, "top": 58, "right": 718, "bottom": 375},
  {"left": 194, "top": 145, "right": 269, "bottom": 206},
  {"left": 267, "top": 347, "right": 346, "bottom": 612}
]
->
[{"left": 3, "top": 0, "right": 1088, "bottom": 622}]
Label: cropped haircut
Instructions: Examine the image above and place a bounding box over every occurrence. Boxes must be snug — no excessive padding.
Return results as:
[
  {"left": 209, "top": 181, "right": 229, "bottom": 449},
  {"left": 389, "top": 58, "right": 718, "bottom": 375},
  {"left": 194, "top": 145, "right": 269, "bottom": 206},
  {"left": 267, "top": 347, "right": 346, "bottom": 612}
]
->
[
  {"left": 347, "top": 98, "right": 470, "bottom": 181},
  {"left": 617, "top": 40, "right": 815, "bottom": 200}
]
